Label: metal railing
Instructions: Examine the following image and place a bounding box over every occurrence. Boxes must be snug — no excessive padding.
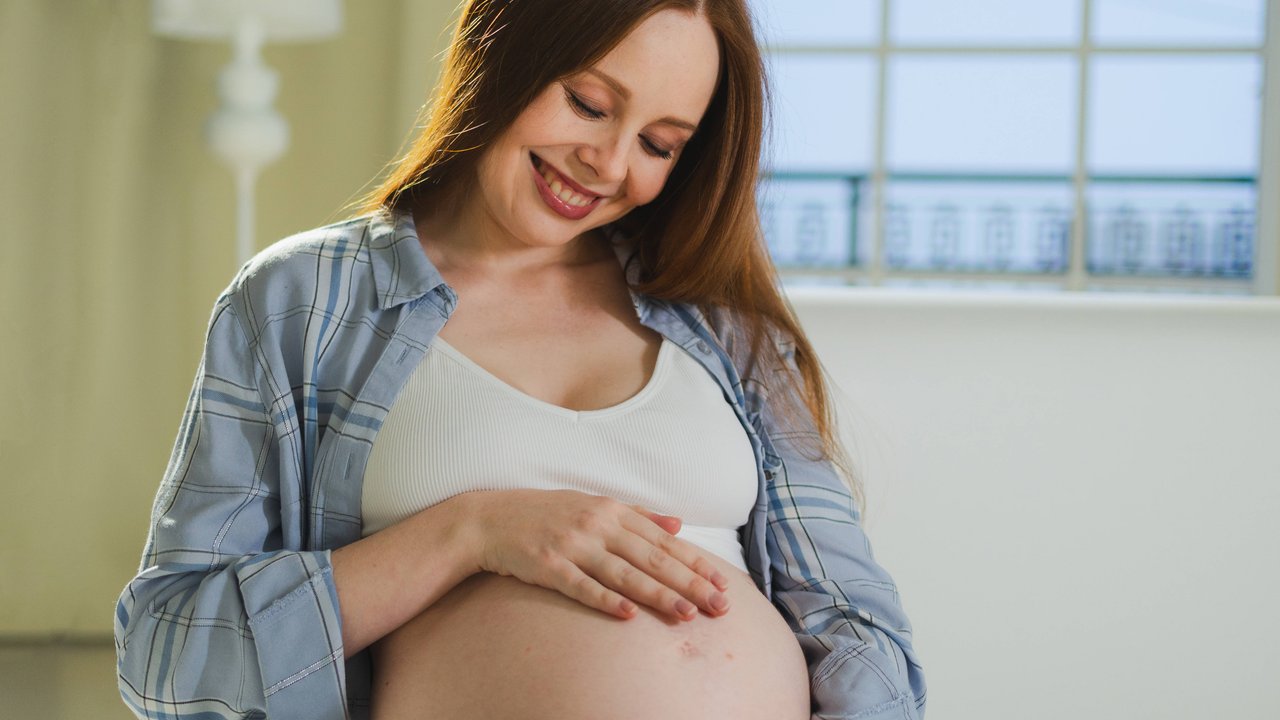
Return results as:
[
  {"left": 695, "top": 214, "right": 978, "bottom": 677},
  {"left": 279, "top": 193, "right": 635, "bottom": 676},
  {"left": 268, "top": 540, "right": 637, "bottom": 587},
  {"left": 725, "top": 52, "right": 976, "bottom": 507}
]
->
[{"left": 760, "top": 173, "right": 1255, "bottom": 291}]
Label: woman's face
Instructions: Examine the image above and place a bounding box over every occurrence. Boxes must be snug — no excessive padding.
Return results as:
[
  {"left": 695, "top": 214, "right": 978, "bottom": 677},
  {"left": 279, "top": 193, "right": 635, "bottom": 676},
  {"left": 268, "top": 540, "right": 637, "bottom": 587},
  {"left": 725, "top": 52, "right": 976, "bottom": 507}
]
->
[{"left": 472, "top": 8, "right": 721, "bottom": 253}]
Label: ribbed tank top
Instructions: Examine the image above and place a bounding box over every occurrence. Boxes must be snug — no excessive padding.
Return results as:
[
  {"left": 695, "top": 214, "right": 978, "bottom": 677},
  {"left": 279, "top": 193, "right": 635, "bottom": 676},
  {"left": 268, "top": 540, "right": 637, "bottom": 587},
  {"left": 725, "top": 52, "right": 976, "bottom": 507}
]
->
[{"left": 360, "top": 335, "right": 757, "bottom": 574}]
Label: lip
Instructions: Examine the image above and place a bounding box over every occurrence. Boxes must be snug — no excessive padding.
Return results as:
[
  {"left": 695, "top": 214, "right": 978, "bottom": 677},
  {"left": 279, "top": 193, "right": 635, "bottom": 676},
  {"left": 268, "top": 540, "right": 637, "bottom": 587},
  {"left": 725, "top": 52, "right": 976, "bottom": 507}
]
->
[
  {"left": 530, "top": 152, "right": 603, "bottom": 220},
  {"left": 530, "top": 152, "right": 604, "bottom": 198}
]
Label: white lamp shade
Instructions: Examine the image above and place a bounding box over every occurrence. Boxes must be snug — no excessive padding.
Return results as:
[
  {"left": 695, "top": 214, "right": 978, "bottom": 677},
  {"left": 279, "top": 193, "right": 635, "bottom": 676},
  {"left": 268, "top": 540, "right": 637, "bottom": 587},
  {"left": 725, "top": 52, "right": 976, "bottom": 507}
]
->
[{"left": 152, "top": 0, "right": 343, "bottom": 42}]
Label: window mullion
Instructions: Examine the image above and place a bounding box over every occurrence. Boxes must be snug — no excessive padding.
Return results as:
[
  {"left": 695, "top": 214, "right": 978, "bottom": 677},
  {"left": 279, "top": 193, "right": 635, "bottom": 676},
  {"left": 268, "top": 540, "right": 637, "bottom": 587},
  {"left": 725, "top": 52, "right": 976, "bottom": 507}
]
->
[
  {"left": 1255, "top": 0, "right": 1280, "bottom": 295},
  {"left": 1068, "top": 0, "right": 1095, "bottom": 291},
  {"left": 869, "top": 0, "right": 892, "bottom": 287}
]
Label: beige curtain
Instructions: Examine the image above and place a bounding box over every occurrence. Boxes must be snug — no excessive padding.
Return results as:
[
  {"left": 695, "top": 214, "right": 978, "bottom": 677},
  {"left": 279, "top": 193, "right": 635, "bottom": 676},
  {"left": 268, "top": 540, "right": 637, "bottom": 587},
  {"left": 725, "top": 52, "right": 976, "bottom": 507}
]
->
[{"left": 0, "top": 0, "right": 459, "bottom": 637}]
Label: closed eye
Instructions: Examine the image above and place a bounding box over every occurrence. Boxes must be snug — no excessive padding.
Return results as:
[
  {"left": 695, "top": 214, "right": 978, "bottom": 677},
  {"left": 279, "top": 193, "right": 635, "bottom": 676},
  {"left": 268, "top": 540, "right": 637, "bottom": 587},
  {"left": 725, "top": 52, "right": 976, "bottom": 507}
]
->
[
  {"left": 644, "top": 141, "right": 674, "bottom": 161},
  {"left": 565, "top": 88, "right": 605, "bottom": 120},
  {"left": 564, "top": 88, "right": 675, "bottom": 161}
]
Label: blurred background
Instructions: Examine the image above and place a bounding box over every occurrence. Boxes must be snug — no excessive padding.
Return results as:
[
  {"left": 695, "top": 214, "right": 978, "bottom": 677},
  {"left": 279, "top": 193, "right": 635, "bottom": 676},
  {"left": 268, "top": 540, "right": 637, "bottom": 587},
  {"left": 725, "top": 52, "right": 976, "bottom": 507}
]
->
[{"left": 1, "top": 1, "right": 1277, "bottom": 718}]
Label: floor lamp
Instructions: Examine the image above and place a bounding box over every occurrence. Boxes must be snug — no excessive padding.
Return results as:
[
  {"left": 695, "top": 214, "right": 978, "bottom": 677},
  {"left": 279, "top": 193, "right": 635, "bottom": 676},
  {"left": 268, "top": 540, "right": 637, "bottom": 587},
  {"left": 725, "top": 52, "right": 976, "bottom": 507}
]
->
[{"left": 152, "top": 0, "right": 343, "bottom": 266}]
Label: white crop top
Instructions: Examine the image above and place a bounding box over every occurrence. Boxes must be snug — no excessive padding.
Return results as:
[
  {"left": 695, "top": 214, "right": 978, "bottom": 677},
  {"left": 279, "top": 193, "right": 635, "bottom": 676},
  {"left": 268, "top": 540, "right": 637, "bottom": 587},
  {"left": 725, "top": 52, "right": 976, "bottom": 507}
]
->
[{"left": 360, "top": 335, "right": 758, "bottom": 574}]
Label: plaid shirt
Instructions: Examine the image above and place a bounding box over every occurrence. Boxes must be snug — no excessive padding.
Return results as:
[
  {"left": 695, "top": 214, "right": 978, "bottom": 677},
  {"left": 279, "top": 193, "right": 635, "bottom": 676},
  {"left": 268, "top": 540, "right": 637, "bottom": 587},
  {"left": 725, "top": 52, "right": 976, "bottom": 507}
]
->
[{"left": 114, "top": 208, "right": 926, "bottom": 719}]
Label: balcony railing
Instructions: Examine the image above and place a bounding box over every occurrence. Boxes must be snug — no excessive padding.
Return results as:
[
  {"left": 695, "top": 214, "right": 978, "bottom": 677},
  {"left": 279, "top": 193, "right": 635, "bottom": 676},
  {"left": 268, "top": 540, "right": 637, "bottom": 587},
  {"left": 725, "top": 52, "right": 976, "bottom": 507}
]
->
[{"left": 760, "top": 172, "right": 1256, "bottom": 288}]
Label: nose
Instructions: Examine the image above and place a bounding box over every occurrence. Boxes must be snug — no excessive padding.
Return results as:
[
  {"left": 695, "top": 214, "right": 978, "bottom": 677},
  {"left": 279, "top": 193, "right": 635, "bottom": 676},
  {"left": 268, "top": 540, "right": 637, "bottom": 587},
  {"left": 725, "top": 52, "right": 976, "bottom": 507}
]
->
[{"left": 576, "top": 132, "right": 628, "bottom": 188}]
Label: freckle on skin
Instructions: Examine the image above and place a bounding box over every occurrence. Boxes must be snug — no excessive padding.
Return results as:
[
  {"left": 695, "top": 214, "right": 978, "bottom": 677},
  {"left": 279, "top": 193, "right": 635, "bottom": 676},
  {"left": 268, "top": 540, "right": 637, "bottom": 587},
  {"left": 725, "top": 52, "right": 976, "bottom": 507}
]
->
[{"left": 724, "top": 651, "right": 733, "bottom": 660}]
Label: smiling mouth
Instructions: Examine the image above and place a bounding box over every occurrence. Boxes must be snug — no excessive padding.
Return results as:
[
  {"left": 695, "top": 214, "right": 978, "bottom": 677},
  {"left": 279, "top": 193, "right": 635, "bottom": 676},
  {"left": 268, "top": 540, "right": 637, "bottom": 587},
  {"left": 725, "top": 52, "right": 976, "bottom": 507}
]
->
[
  {"left": 529, "top": 152, "right": 604, "bottom": 220},
  {"left": 529, "top": 152, "right": 603, "bottom": 201}
]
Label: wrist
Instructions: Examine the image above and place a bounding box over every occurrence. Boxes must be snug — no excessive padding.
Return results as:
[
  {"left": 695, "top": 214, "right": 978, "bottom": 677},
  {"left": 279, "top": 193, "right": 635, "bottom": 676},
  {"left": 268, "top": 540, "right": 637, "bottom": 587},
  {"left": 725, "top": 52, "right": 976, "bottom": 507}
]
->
[{"left": 442, "top": 491, "right": 488, "bottom": 578}]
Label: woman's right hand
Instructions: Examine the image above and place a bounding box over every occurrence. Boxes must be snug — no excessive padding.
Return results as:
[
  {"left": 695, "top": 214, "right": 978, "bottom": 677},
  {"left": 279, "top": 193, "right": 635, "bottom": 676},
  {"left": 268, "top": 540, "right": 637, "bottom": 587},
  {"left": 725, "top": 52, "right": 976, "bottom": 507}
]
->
[{"left": 463, "top": 489, "right": 733, "bottom": 622}]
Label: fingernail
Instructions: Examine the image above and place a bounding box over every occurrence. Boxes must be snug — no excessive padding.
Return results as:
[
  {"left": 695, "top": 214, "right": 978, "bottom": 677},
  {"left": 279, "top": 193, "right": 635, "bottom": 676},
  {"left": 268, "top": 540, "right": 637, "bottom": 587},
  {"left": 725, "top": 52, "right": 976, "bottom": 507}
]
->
[
  {"left": 676, "top": 599, "right": 696, "bottom": 616},
  {"left": 712, "top": 571, "right": 729, "bottom": 589},
  {"left": 710, "top": 593, "right": 729, "bottom": 612}
]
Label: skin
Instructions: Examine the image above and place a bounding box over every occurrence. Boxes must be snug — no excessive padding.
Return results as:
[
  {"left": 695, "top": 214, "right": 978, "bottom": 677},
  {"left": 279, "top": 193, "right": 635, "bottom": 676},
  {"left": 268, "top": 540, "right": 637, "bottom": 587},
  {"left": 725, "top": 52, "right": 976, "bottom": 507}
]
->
[{"left": 413, "top": 8, "right": 722, "bottom": 281}]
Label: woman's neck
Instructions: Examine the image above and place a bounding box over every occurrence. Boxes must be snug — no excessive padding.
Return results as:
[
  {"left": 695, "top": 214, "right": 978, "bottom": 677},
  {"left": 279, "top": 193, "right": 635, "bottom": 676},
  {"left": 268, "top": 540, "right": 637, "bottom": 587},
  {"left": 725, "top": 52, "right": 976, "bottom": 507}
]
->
[{"left": 409, "top": 191, "right": 611, "bottom": 282}]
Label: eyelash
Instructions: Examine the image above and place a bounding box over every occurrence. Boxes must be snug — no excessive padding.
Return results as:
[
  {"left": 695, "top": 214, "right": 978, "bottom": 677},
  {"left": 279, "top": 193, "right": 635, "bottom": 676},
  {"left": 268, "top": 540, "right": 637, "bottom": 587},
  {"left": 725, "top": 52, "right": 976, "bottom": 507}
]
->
[{"left": 564, "top": 89, "right": 675, "bottom": 161}]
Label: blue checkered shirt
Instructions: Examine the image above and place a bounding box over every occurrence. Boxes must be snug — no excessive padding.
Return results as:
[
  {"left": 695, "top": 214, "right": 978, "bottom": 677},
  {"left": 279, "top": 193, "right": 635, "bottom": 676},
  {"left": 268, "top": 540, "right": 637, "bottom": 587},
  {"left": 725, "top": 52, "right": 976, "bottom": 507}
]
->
[{"left": 114, "top": 208, "right": 926, "bottom": 719}]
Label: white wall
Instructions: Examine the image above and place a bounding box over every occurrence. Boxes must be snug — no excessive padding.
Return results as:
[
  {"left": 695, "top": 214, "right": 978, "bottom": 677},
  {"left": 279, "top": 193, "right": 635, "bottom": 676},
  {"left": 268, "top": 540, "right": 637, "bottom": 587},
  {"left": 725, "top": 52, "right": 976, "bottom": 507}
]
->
[{"left": 790, "top": 289, "right": 1280, "bottom": 719}]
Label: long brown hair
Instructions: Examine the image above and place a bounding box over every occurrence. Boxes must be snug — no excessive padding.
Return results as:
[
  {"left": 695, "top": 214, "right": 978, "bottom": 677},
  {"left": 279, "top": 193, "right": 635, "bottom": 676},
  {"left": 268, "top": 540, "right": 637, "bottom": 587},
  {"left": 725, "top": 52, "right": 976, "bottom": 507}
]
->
[{"left": 353, "top": 0, "right": 864, "bottom": 514}]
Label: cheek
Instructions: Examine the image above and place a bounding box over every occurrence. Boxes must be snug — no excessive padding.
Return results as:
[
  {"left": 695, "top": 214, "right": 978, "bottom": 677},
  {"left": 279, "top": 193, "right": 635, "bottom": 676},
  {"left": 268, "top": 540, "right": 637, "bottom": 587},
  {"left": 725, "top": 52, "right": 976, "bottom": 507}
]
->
[{"left": 630, "top": 168, "right": 674, "bottom": 206}]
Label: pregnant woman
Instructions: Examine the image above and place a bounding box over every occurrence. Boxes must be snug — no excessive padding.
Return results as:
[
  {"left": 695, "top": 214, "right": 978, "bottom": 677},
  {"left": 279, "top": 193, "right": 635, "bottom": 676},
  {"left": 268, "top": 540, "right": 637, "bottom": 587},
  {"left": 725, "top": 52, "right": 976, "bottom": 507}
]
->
[{"left": 114, "top": 2, "right": 926, "bottom": 719}]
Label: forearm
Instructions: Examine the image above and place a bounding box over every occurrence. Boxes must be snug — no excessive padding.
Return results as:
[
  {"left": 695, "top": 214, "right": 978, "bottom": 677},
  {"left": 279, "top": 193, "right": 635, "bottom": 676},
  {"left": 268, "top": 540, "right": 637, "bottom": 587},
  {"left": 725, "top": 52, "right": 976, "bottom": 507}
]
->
[{"left": 331, "top": 492, "right": 483, "bottom": 658}]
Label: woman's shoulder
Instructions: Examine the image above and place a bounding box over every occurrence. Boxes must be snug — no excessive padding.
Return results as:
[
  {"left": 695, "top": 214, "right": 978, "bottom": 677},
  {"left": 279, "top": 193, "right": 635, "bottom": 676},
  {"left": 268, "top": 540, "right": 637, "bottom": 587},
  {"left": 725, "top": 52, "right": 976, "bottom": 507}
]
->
[
  {"left": 200, "top": 211, "right": 409, "bottom": 348},
  {"left": 234, "top": 212, "right": 380, "bottom": 288},
  {"left": 216, "top": 211, "right": 390, "bottom": 325}
]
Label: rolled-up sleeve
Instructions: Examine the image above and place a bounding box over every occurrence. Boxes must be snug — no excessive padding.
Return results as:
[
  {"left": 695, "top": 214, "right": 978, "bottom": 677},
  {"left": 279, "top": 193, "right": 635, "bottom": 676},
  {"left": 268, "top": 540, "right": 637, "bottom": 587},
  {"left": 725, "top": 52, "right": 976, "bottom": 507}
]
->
[
  {"left": 759, "top": 332, "right": 927, "bottom": 720},
  {"left": 113, "top": 292, "right": 348, "bottom": 719}
]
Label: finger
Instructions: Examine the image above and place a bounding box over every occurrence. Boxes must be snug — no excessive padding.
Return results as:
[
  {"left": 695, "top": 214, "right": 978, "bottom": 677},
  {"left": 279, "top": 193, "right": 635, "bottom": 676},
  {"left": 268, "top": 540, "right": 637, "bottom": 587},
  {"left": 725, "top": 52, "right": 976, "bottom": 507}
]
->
[
  {"left": 629, "top": 505, "right": 681, "bottom": 534},
  {"left": 545, "top": 555, "right": 640, "bottom": 620},
  {"left": 621, "top": 513, "right": 730, "bottom": 592},
  {"left": 595, "top": 552, "right": 703, "bottom": 622},
  {"left": 653, "top": 515, "right": 681, "bottom": 534},
  {"left": 608, "top": 527, "right": 730, "bottom": 618}
]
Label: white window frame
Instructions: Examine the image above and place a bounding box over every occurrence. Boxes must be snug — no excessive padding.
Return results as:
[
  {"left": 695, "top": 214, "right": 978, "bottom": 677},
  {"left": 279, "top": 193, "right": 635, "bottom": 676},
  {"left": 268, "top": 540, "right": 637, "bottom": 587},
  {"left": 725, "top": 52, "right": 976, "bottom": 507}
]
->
[{"left": 766, "top": 0, "right": 1279, "bottom": 295}]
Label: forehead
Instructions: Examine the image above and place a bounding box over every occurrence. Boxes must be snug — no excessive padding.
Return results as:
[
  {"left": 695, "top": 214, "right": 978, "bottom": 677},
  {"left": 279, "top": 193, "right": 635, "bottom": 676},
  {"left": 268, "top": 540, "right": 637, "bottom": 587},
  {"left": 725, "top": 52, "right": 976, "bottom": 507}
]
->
[{"left": 587, "top": 9, "right": 720, "bottom": 126}]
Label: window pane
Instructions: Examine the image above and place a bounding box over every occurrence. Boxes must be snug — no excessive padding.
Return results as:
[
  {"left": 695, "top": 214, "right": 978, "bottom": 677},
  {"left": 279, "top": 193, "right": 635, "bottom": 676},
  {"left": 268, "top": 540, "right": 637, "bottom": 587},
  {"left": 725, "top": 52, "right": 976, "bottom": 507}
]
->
[
  {"left": 749, "top": 0, "right": 879, "bottom": 47},
  {"left": 765, "top": 54, "right": 877, "bottom": 172},
  {"left": 891, "top": 0, "right": 1081, "bottom": 45},
  {"left": 883, "top": 180, "right": 1073, "bottom": 273},
  {"left": 887, "top": 55, "right": 1077, "bottom": 173},
  {"left": 759, "top": 176, "right": 862, "bottom": 268},
  {"left": 1087, "top": 55, "right": 1262, "bottom": 175},
  {"left": 1093, "top": 0, "right": 1265, "bottom": 47},
  {"left": 1087, "top": 182, "right": 1255, "bottom": 278}
]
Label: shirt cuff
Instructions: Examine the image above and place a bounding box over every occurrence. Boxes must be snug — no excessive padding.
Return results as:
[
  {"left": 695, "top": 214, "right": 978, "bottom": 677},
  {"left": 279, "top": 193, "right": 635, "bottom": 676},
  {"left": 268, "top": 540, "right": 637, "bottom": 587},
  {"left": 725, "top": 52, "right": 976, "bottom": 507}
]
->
[
  {"left": 810, "top": 640, "right": 923, "bottom": 720},
  {"left": 238, "top": 550, "right": 348, "bottom": 720}
]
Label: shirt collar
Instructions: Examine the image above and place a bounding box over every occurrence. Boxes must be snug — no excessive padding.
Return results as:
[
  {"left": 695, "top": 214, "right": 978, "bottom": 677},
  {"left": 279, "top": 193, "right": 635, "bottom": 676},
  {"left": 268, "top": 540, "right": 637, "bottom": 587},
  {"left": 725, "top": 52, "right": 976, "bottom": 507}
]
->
[
  {"left": 603, "top": 224, "right": 648, "bottom": 317},
  {"left": 367, "top": 206, "right": 452, "bottom": 310}
]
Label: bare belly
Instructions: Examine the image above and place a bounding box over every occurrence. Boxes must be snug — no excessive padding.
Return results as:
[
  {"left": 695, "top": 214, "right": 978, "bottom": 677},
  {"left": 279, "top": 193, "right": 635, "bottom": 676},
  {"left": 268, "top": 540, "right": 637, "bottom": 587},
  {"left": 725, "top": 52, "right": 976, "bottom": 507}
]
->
[{"left": 368, "top": 550, "right": 811, "bottom": 720}]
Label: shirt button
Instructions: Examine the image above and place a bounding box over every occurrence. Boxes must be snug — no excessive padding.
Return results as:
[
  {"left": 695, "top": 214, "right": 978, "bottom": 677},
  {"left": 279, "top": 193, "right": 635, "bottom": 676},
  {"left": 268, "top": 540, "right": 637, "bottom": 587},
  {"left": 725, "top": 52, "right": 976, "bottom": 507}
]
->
[{"left": 696, "top": 340, "right": 709, "bottom": 353}]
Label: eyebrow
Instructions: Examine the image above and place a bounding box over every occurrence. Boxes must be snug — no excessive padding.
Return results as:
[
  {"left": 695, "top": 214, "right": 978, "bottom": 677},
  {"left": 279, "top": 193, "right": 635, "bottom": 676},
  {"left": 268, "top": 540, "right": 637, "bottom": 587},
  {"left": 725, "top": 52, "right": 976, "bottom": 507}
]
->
[{"left": 584, "top": 68, "right": 700, "bottom": 132}]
